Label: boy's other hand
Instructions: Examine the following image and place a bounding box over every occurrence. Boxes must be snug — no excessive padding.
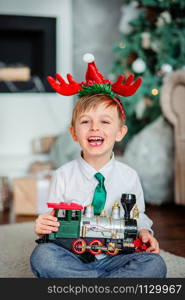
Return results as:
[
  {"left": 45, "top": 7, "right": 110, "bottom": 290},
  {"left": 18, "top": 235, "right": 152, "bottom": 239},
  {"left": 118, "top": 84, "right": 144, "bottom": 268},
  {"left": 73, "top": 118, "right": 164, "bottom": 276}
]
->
[
  {"left": 35, "top": 209, "right": 60, "bottom": 236},
  {"left": 139, "top": 229, "right": 160, "bottom": 254}
]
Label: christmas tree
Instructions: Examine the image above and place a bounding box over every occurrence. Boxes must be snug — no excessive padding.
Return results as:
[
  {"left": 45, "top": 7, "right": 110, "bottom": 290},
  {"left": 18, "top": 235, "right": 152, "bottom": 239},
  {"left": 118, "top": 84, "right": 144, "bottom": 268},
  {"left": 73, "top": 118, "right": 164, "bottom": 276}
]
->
[{"left": 111, "top": 0, "right": 185, "bottom": 146}]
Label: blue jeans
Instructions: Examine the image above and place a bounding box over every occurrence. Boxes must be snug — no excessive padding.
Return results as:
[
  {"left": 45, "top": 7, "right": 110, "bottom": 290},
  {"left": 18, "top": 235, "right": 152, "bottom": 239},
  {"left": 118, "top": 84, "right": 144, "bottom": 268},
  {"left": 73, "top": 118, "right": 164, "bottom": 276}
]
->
[{"left": 30, "top": 243, "right": 167, "bottom": 278}]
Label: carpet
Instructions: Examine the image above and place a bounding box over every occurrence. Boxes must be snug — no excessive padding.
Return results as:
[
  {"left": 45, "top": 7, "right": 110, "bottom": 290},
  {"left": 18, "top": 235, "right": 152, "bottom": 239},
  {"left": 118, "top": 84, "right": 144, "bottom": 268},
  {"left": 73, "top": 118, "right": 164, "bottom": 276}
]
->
[{"left": 0, "top": 222, "right": 184, "bottom": 278}]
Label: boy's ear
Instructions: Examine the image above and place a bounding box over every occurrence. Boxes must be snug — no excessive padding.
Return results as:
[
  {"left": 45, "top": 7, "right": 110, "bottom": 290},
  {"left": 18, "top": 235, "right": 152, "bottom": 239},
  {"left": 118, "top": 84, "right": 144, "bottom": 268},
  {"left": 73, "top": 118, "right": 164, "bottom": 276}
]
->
[
  {"left": 69, "top": 126, "right": 78, "bottom": 142},
  {"left": 115, "top": 125, "right": 128, "bottom": 142}
]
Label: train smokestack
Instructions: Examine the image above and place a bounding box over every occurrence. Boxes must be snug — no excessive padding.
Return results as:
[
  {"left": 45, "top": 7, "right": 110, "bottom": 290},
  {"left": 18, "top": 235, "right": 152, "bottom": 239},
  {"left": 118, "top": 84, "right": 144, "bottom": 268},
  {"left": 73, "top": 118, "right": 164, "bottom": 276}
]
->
[{"left": 121, "top": 194, "right": 136, "bottom": 220}]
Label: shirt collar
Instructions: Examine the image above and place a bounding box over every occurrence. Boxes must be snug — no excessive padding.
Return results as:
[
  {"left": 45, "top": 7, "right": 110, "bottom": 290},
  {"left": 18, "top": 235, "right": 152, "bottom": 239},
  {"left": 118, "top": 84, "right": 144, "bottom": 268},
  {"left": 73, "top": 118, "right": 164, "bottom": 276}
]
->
[{"left": 77, "top": 152, "right": 115, "bottom": 180}]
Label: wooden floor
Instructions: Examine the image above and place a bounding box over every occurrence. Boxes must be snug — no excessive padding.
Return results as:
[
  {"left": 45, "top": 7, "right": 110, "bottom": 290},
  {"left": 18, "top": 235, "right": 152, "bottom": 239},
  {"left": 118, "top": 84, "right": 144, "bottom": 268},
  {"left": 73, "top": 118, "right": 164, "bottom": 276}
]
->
[
  {"left": 146, "top": 203, "right": 185, "bottom": 257},
  {"left": 1, "top": 203, "right": 185, "bottom": 257}
]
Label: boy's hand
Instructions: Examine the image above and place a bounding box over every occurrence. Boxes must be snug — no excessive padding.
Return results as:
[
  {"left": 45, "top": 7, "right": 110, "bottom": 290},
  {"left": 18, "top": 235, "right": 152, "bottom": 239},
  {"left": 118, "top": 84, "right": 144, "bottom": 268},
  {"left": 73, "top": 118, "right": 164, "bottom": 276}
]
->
[
  {"left": 139, "top": 229, "right": 160, "bottom": 254},
  {"left": 35, "top": 209, "right": 60, "bottom": 236}
]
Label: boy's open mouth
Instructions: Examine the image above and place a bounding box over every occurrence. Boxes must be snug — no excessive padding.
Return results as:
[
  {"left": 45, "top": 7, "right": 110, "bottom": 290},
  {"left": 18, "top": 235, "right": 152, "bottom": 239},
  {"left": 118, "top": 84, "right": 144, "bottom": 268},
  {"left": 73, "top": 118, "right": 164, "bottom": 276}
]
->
[{"left": 87, "top": 136, "right": 104, "bottom": 146}]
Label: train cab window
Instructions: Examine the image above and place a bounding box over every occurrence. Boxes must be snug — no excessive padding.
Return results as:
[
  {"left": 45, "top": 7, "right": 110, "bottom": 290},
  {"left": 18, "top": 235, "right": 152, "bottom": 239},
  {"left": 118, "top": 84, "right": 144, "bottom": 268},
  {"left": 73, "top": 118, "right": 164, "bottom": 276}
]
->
[
  {"left": 71, "top": 210, "right": 78, "bottom": 220},
  {"left": 56, "top": 209, "right": 81, "bottom": 221},
  {"left": 57, "top": 209, "right": 66, "bottom": 218}
]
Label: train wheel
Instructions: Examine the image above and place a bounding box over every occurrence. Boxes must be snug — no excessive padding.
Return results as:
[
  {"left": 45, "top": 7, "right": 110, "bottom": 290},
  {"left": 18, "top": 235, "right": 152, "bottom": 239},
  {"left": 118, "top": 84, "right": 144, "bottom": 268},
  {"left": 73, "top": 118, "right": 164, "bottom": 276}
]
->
[
  {"left": 72, "top": 238, "right": 87, "bottom": 254},
  {"left": 106, "top": 243, "right": 119, "bottom": 256},
  {"left": 89, "top": 239, "right": 104, "bottom": 255}
]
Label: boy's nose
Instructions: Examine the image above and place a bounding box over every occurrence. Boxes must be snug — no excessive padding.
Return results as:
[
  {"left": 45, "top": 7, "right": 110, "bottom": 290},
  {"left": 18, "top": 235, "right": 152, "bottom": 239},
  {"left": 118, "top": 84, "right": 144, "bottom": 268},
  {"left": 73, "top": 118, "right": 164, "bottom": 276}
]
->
[{"left": 90, "top": 122, "right": 99, "bottom": 131}]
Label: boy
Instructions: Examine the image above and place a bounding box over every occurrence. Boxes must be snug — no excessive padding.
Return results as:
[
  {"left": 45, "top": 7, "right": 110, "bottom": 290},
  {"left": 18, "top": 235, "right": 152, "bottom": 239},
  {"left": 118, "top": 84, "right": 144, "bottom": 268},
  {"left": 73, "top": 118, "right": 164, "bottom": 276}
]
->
[{"left": 30, "top": 54, "right": 167, "bottom": 278}]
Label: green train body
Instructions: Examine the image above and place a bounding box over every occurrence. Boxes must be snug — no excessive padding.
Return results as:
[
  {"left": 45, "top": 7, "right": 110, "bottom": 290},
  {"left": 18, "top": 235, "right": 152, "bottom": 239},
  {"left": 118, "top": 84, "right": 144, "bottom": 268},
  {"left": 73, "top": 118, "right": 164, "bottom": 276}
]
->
[{"left": 48, "top": 208, "right": 82, "bottom": 240}]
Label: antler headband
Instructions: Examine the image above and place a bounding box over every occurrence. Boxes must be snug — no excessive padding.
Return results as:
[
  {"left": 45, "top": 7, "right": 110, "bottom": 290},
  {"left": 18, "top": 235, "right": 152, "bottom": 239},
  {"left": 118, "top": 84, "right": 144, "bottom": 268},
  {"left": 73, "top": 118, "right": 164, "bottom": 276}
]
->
[{"left": 47, "top": 53, "right": 142, "bottom": 119}]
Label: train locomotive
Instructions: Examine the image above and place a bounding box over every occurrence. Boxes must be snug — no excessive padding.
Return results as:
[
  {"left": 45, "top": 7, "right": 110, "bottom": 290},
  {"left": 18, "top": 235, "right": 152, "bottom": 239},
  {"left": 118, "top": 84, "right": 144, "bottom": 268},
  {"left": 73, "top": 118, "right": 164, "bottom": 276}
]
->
[{"left": 37, "top": 193, "right": 147, "bottom": 257}]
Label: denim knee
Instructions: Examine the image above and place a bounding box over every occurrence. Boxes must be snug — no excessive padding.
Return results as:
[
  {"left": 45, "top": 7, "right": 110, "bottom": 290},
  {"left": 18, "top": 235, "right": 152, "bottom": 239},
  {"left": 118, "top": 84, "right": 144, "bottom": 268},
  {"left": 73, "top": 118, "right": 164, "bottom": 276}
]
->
[
  {"left": 126, "top": 252, "right": 167, "bottom": 278},
  {"left": 30, "top": 243, "right": 59, "bottom": 277},
  {"left": 30, "top": 243, "right": 99, "bottom": 278},
  {"left": 147, "top": 253, "right": 167, "bottom": 278}
]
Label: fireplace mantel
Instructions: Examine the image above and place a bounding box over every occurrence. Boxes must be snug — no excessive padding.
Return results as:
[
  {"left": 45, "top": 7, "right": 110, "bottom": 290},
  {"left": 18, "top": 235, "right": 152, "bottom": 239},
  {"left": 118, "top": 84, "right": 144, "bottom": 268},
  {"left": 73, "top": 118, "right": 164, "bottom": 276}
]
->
[{"left": 0, "top": 15, "right": 56, "bottom": 93}]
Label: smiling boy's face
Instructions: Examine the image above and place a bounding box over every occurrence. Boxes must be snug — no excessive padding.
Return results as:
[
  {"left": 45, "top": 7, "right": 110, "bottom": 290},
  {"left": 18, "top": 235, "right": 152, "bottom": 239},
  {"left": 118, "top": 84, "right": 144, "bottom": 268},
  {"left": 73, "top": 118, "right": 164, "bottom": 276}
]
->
[{"left": 70, "top": 102, "right": 127, "bottom": 163}]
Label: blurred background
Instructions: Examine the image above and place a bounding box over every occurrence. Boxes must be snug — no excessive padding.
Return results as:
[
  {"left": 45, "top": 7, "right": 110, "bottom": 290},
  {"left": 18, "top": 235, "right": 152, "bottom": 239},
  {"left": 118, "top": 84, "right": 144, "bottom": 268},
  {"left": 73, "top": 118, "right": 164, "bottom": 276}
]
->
[{"left": 0, "top": 0, "right": 185, "bottom": 256}]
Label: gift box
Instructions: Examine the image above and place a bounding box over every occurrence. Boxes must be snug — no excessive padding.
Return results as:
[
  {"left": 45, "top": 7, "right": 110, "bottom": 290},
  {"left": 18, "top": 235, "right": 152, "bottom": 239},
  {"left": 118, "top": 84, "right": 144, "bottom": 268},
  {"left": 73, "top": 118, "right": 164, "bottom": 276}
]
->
[
  {"left": 32, "top": 136, "right": 57, "bottom": 154},
  {"left": 0, "top": 176, "right": 11, "bottom": 212},
  {"left": 29, "top": 161, "right": 54, "bottom": 174},
  {"left": 13, "top": 176, "right": 51, "bottom": 216}
]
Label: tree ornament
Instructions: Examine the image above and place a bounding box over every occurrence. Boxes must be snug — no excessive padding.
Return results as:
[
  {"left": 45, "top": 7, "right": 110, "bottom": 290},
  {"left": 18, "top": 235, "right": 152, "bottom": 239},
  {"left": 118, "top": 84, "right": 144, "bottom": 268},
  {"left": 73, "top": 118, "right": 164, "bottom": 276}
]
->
[
  {"left": 118, "top": 2, "right": 140, "bottom": 34},
  {"left": 132, "top": 58, "right": 146, "bottom": 73},
  {"left": 135, "top": 98, "right": 145, "bottom": 119},
  {"left": 151, "top": 89, "right": 159, "bottom": 96},
  {"left": 119, "top": 42, "right": 126, "bottom": 49},
  {"left": 150, "top": 41, "right": 160, "bottom": 53},
  {"left": 141, "top": 32, "right": 151, "bottom": 49},
  {"left": 161, "top": 64, "right": 173, "bottom": 74},
  {"left": 156, "top": 11, "right": 171, "bottom": 27}
]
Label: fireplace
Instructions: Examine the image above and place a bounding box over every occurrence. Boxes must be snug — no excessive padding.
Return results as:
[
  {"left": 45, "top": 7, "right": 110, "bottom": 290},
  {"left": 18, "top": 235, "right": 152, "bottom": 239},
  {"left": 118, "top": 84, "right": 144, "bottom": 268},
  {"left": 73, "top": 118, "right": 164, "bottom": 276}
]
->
[{"left": 0, "top": 15, "right": 56, "bottom": 92}]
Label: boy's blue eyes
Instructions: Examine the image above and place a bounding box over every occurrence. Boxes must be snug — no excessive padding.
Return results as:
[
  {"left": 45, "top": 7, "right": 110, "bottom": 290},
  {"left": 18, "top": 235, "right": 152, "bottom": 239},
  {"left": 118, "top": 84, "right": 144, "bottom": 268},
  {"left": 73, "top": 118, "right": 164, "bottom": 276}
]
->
[
  {"left": 80, "top": 120, "right": 110, "bottom": 124},
  {"left": 102, "top": 121, "right": 110, "bottom": 124}
]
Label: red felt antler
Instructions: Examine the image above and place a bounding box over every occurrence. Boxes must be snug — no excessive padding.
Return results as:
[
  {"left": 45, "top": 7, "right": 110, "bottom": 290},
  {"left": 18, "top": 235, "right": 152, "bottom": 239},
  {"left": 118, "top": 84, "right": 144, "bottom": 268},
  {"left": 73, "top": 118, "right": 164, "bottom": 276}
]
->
[
  {"left": 112, "top": 74, "right": 142, "bottom": 97},
  {"left": 47, "top": 73, "right": 82, "bottom": 96}
]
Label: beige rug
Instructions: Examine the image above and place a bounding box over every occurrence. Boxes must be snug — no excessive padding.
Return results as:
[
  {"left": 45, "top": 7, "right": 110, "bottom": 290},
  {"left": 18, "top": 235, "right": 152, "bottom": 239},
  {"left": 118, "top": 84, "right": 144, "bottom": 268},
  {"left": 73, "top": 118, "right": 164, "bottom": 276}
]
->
[{"left": 0, "top": 222, "right": 185, "bottom": 278}]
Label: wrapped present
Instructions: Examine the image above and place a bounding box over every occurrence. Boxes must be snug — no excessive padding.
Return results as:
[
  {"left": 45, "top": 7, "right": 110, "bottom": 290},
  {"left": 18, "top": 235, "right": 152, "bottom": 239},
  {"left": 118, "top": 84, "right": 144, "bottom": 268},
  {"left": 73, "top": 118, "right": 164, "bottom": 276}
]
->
[
  {"left": 29, "top": 161, "right": 54, "bottom": 174},
  {"left": 13, "top": 176, "right": 51, "bottom": 216},
  {"left": 32, "top": 136, "right": 57, "bottom": 154},
  {"left": 0, "top": 177, "right": 11, "bottom": 212}
]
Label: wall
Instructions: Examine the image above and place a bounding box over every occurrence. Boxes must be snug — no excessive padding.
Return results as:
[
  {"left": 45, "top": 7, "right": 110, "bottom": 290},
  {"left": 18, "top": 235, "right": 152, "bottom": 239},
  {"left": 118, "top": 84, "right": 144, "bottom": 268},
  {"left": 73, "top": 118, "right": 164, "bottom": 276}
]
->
[
  {"left": 73, "top": 0, "right": 123, "bottom": 81},
  {"left": 0, "top": 0, "right": 73, "bottom": 177},
  {"left": 0, "top": 0, "right": 123, "bottom": 178}
]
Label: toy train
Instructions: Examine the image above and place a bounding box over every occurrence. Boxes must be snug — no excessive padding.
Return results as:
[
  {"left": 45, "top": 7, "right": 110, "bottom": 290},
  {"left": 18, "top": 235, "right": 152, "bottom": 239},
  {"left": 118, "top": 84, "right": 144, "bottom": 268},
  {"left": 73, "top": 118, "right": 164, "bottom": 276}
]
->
[{"left": 37, "top": 193, "right": 147, "bottom": 257}]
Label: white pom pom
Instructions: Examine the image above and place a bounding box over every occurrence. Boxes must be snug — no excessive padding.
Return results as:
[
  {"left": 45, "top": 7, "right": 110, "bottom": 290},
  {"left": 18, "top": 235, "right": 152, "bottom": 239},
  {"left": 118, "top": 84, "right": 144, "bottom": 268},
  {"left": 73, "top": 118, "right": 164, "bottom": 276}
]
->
[{"left": 83, "top": 53, "right": 95, "bottom": 63}]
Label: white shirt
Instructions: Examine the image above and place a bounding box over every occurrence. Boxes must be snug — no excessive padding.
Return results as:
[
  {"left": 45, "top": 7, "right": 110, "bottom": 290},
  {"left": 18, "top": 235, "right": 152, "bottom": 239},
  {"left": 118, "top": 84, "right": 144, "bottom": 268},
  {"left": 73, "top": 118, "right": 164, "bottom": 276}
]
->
[{"left": 48, "top": 153, "right": 153, "bottom": 233}]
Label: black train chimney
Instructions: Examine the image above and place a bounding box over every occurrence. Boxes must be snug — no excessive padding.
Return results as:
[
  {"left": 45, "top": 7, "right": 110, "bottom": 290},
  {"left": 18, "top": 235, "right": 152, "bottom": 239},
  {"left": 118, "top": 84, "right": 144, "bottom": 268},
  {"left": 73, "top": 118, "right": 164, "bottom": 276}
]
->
[{"left": 121, "top": 194, "right": 136, "bottom": 220}]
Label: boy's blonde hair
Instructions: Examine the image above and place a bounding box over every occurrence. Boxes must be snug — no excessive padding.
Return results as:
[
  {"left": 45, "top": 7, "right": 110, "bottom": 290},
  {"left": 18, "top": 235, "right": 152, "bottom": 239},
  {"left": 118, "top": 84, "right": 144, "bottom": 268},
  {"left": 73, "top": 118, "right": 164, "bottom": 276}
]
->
[{"left": 71, "top": 94, "right": 125, "bottom": 127}]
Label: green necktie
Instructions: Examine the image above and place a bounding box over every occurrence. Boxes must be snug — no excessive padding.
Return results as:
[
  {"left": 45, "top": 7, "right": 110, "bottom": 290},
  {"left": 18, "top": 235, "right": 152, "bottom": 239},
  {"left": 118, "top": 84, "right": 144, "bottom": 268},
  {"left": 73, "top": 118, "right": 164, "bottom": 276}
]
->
[{"left": 92, "top": 173, "right": 107, "bottom": 215}]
